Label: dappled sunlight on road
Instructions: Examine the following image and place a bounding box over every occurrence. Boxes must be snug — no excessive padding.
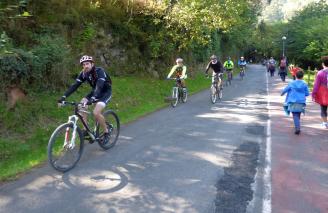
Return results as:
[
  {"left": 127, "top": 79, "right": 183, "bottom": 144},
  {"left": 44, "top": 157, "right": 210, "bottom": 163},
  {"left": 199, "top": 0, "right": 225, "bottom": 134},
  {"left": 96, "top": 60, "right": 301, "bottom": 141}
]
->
[
  {"left": 191, "top": 151, "right": 230, "bottom": 167},
  {"left": 196, "top": 112, "right": 260, "bottom": 124}
]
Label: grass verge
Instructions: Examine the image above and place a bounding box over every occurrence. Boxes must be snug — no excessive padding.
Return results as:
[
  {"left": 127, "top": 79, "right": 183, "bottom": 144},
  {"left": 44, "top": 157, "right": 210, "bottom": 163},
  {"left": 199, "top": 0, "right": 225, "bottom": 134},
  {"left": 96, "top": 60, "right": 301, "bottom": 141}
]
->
[{"left": 0, "top": 73, "right": 209, "bottom": 182}]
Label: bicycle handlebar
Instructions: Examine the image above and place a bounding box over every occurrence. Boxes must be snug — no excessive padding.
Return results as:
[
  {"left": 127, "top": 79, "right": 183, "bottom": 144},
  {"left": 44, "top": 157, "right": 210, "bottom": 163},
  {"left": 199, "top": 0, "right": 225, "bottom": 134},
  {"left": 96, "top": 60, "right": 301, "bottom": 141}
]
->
[
  {"left": 58, "top": 100, "right": 94, "bottom": 107},
  {"left": 167, "top": 77, "right": 186, "bottom": 80}
]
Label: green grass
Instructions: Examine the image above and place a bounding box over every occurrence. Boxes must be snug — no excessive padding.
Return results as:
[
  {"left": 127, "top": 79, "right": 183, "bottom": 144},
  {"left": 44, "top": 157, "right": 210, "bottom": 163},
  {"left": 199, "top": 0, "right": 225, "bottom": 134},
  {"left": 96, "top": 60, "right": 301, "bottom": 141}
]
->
[
  {"left": 0, "top": 73, "right": 209, "bottom": 181},
  {"left": 303, "top": 70, "right": 316, "bottom": 90}
]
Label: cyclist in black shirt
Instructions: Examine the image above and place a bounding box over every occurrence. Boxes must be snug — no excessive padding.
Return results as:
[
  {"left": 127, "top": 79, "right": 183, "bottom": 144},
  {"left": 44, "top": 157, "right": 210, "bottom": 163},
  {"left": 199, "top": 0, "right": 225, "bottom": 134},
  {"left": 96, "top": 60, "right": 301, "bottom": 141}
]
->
[
  {"left": 205, "top": 55, "right": 224, "bottom": 84},
  {"left": 58, "top": 55, "right": 112, "bottom": 144}
]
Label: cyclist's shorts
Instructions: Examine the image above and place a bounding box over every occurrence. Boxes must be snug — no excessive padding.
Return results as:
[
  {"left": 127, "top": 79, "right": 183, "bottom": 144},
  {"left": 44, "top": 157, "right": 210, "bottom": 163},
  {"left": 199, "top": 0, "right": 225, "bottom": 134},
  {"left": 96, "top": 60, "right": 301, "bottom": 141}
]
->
[
  {"left": 86, "top": 88, "right": 112, "bottom": 106},
  {"left": 213, "top": 71, "right": 224, "bottom": 76}
]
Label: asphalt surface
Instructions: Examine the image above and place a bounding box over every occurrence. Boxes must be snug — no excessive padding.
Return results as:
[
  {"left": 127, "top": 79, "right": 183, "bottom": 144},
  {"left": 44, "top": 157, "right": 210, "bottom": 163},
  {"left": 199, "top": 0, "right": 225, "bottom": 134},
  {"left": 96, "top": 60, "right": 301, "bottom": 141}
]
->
[{"left": 3, "top": 65, "right": 325, "bottom": 213}]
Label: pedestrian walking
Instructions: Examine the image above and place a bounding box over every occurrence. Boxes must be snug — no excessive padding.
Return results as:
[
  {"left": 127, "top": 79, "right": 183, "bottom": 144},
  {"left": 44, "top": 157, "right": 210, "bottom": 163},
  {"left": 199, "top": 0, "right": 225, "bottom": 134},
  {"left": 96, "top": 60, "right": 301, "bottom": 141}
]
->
[
  {"left": 268, "top": 57, "right": 276, "bottom": 77},
  {"left": 281, "top": 70, "right": 309, "bottom": 134},
  {"left": 312, "top": 56, "right": 328, "bottom": 128}
]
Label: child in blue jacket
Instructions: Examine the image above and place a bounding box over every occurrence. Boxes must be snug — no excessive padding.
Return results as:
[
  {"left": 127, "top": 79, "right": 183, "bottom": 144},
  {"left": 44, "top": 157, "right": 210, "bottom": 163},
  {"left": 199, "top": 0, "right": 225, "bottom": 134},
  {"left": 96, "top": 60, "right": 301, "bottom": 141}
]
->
[{"left": 281, "top": 70, "right": 309, "bottom": 134}]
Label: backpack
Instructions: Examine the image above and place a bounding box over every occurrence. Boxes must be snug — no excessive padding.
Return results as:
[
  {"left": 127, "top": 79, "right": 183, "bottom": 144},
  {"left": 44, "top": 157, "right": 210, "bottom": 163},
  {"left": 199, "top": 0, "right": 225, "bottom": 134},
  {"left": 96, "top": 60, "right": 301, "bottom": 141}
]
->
[
  {"left": 280, "top": 59, "right": 286, "bottom": 68},
  {"left": 226, "top": 61, "right": 233, "bottom": 68}
]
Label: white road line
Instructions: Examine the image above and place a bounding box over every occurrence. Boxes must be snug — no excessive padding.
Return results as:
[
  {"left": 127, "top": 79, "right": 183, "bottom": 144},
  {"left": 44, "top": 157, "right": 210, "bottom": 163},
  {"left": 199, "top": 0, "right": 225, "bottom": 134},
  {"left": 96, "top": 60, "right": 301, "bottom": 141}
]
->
[{"left": 263, "top": 72, "right": 272, "bottom": 213}]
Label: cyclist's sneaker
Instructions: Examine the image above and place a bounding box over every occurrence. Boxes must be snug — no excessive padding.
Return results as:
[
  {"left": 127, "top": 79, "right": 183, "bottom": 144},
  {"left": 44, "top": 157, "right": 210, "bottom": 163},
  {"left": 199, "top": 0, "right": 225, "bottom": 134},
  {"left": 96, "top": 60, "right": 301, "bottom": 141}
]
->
[{"left": 103, "top": 132, "right": 111, "bottom": 145}]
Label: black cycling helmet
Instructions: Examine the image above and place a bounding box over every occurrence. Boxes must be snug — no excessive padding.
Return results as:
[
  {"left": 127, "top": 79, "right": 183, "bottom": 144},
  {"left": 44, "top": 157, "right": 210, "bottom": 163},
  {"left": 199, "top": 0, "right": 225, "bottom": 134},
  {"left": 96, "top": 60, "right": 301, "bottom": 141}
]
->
[{"left": 210, "top": 55, "right": 217, "bottom": 60}]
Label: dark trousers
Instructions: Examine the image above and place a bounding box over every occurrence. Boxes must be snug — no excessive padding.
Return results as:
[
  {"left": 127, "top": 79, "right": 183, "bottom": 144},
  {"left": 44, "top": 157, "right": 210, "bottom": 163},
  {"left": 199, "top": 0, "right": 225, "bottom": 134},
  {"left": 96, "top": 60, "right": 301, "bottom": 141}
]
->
[
  {"left": 321, "top": 105, "right": 328, "bottom": 118},
  {"left": 292, "top": 112, "right": 301, "bottom": 131}
]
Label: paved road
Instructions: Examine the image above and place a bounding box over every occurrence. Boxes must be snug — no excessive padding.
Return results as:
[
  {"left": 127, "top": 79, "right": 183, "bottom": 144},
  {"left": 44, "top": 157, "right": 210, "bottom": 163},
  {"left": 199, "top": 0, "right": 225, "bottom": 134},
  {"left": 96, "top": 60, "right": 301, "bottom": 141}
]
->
[{"left": 3, "top": 65, "right": 325, "bottom": 213}]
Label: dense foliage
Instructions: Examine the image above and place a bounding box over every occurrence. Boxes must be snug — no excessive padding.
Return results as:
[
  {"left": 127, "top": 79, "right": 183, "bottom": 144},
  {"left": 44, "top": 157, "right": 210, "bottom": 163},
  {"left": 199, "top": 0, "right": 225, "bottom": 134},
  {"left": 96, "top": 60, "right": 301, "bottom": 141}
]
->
[
  {"left": 0, "top": 0, "right": 261, "bottom": 93},
  {"left": 251, "top": 0, "right": 328, "bottom": 68}
]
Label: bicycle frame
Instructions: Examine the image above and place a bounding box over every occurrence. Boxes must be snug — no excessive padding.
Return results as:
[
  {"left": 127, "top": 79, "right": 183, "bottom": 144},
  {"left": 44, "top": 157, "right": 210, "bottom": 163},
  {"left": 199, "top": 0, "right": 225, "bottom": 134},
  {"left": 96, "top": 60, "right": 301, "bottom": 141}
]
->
[
  {"left": 168, "top": 77, "right": 185, "bottom": 93},
  {"left": 62, "top": 102, "right": 99, "bottom": 142},
  {"left": 64, "top": 115, "right": 79, "bottom": 149},
  {"left": 240, "top": 66, "right": 246, "bottom": 73}
]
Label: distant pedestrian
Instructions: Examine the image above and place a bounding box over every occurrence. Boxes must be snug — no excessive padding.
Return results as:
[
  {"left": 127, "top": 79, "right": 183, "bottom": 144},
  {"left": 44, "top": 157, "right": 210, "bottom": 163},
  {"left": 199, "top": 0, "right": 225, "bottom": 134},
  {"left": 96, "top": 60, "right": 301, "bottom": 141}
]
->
[
  {"left": 281, "top": 70, "right": 309, "bottom": 134},
  {"left": 278, "top": 56, "right": 288, "bottom": 81},
  {"left": 267, "top": 57, "right": 276, "bottom": 77},
  {"left": 312, "top": 56, "right": 328, "bottom": 128}
]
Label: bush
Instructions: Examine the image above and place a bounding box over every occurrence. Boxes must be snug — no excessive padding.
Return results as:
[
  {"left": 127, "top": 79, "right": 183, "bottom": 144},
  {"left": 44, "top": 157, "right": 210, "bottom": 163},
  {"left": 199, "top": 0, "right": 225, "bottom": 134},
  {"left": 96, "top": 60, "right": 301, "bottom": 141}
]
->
[
  {"left": 32, "top": 36, "right": 72, "bottom": 89},
  {"left": 0, "top": 35, "right": 73, "bottom": 93},
  {"left": 0, "top": 49, "right": 35, "bottom": 91}
]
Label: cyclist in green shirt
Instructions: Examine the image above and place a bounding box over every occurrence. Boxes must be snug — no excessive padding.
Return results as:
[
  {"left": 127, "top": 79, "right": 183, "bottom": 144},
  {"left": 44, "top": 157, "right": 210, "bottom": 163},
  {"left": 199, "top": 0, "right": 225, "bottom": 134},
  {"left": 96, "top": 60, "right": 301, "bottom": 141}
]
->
[
  {"left": 167, "top": 58, "right": 187, "bottom": 88},
  {"left": 223, "top": 57, "right": 234, "bottom": 80}
]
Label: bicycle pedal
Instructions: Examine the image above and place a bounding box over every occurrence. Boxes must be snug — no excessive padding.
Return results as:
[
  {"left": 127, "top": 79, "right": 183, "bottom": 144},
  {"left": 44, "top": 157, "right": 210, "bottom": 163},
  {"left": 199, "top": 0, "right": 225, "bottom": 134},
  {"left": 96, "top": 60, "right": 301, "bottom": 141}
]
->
[{"left": 88, "top": 139, "right": 95, "bottom": 144}]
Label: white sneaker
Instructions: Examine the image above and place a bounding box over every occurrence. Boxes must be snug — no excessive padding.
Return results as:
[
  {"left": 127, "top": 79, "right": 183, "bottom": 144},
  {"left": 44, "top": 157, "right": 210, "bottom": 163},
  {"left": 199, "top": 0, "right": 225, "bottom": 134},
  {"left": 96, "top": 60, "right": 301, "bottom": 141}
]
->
[{"left": 322, "top": 122, "right": 328, "bottom": 129}]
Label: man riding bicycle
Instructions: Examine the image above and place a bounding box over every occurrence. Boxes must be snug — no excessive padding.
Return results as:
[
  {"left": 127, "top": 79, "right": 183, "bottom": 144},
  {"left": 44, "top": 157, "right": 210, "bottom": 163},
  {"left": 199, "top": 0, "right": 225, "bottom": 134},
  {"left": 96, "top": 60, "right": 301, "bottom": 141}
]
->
[
  {"left": 223, "top": 57, "right": 234, "bottom": 79},
  {"left": 238, "top": 56, "right": 247, "bottom": 69},
  {"left": 205, "top": 55, "right": 224, "bottom": 86},
  {"left": 58, "top": 55, "right": 112, "bottom": 144},
  {"left": 167, "top": 58, "right": 187, "bottom": 89}
]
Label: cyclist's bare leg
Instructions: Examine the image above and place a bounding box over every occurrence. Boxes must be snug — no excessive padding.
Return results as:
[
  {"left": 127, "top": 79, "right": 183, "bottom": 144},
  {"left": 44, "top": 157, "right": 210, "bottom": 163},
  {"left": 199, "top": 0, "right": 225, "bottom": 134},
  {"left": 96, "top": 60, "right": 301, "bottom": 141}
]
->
[
  {"left": 211, "top": 72, "right": 216, "bottom": 84},
  {"left": 93, "top": 102, "right": 108, "bottom": 133},
  {"left": 212, "top": 72, "right": 222, "bottom": 88}
]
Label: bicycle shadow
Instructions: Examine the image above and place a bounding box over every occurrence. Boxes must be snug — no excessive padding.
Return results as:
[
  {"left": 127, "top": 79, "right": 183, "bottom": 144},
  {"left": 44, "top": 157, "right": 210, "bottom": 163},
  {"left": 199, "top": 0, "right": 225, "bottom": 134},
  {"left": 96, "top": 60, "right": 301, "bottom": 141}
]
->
[{"left": 61, "top": 165, "right": 129, "bottom": 194}]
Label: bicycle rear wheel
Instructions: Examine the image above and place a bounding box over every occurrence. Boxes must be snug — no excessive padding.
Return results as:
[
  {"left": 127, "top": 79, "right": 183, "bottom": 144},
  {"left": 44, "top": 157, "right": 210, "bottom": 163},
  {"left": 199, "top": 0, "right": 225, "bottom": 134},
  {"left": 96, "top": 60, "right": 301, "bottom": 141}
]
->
[
  {"left": 48, "top": 123, "right": 83, "bottom": 172},
  {"left": 182, "top": 88, "right": 188, "bottom": 103},
  {"left": 171, "top": 87, "right": 178, "bottom": 107},
  {"left": 210, "top": 85, "right": 217, "bottom": 104},
  {"left": 97, "top": 110, "right": 120, "bottom": 150}
]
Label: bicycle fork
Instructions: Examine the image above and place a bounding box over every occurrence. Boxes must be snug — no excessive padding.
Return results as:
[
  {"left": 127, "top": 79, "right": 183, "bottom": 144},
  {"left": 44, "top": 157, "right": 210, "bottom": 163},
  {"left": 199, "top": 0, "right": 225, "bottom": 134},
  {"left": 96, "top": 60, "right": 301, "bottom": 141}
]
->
[{"left": 64, "top": 115, "right": 79, "bottom": 150}]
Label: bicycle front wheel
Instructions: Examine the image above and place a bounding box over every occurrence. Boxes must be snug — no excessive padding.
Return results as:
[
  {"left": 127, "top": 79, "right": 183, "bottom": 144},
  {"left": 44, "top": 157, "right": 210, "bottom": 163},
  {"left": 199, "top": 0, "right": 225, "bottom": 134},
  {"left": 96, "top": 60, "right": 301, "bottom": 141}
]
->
[
  {"left": 218, "top": 87, "right": 223, "bottom": 100},
  {"left": 97, "top": 110, "right": 120, "bottom": 150},
  {"left": 171, "top": 87, "right": 178, "bottom": 107},
  {"left": 210, "top": 85, "right": 217, "bottom": 104},
  {"left": 48, "top": 123, "right": 84, "bottom": 172},
  {"left": 228, "top": 72, "right": 232, "bottom": 85},
  {"left": 240, "top": 70, "right": 244, "bottom": 80}
]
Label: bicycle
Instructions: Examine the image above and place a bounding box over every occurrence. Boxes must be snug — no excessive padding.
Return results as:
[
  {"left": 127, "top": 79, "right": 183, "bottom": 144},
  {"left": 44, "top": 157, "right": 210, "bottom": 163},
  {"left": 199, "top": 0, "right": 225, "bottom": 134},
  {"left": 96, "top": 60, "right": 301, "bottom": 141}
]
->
[
  {"left": 48, "top": 101, "right": 120, "bottom": 172},
  {"left": 225, "top": 69, "right": 233, "bottom": 86},
  {"left": 239, "top": 66, "right": 246, "bottom": 80},
  {"left": 167, "top": 77, "right": 188, "bottom": 107},
  {"left": 208, "top": 73, "right": 223, "bottom": 104}
]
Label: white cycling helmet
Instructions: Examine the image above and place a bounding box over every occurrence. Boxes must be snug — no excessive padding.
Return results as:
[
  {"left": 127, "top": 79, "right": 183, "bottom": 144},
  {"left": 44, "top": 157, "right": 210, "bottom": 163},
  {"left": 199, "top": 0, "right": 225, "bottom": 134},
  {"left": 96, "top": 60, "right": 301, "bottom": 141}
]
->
[
  {"left": 80, "top": 55, "right": 94, "bottom": 64},
  {"left": 176, "top": 58, "right": 183, "bottom": 63}
]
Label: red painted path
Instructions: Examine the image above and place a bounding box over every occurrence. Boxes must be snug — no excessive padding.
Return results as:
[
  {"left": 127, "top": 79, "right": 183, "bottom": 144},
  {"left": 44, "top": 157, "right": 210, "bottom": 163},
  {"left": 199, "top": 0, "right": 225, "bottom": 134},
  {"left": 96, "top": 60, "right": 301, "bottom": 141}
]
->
[{"left": 269, "top": 76, "right": 328, "bottom": 213}]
